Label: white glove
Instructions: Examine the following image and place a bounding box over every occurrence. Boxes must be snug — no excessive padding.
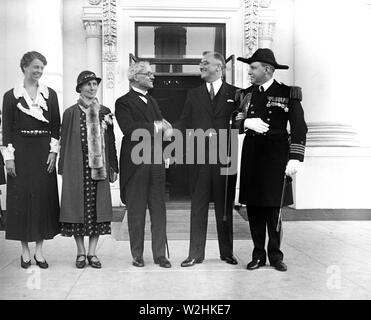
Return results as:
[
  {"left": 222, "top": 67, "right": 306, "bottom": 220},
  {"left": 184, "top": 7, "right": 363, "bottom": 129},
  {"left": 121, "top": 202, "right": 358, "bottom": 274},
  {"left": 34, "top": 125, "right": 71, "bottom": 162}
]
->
[
  {"left": 244, "top": 118, "right": 269, "bottom": 134},
  {"left": 162, "top": 119, "right": 173, "bottom": 141},
  {"left": 285, "top": 159, "right": 302, "bottom": 177}
]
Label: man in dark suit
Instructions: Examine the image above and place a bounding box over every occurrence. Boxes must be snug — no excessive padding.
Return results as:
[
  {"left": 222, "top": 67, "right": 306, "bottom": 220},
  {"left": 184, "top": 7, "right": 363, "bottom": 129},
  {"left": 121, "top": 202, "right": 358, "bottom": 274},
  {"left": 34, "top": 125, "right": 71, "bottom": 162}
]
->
[
  {"left": 115, "top": 61, "right": 172, "bottom": 268},
  {"left": 176, "top": 52, "right": 239, "bottom": 267},
  {"left": 235, "top": 48, "right": 307, "bottom": 272}
]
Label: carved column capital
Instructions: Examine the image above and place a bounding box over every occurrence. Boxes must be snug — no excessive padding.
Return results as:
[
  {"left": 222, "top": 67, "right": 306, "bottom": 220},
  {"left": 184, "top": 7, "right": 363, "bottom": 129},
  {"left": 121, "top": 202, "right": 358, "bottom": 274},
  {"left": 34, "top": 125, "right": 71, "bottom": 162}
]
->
[
  {"left": 258, "top": 21, "right": 275, "bottom": 41},
  {"left": 83, "top": 20, "right": 102, "bottom": 39},
  {"left": 259, "top": 0, "right": 272, "bottom": 8},
  {"left": 88, "top": 0, "right": 102, "bottom": 5}
]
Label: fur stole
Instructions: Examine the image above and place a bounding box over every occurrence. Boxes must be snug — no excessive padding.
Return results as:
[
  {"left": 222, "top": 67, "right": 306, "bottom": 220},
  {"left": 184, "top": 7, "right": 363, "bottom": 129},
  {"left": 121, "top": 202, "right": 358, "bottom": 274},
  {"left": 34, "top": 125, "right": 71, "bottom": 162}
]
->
[{"left": 78, "top": 97, "right": 107, "bottom": 180}]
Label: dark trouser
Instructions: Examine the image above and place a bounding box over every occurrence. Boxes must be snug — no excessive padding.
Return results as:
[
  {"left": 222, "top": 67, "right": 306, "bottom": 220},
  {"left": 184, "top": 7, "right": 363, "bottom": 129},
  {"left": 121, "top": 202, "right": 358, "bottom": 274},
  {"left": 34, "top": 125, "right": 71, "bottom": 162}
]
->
[
  {"left": 124, "top": 164, "right": 167, "bottom": 260},
  {"left": 188, "top": 164, "right": 235, "bottom": 260},
  {"left": 247, "top": 206, "right": 283, "bottom": 264}
]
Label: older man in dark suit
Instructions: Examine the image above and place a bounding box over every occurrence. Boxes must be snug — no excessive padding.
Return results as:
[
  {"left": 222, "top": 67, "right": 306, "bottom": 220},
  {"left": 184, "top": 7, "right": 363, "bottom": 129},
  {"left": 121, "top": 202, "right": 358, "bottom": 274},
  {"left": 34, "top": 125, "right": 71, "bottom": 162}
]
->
[
  {"left": 115, "top": 61, "right": 172, "bottom": 268},
  {"left": 176, "top": 52, "right": 239, "bottom": 267}
]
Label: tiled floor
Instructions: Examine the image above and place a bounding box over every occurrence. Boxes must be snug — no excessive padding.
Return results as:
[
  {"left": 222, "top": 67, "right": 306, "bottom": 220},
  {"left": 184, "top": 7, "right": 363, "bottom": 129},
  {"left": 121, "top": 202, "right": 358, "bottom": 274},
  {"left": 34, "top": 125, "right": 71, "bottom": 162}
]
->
[{"left": 1, "top": 219, "right": 371, "bottom": 300}]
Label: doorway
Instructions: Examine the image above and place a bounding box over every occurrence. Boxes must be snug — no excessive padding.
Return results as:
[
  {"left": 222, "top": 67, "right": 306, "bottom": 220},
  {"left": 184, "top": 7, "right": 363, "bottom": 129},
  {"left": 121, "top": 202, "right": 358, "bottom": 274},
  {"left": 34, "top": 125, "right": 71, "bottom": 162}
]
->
[
  {"left": 149, "top": 75, "right": 203, "bottom": 201},
  {"left": 132, "top": 22, "right": 232, "bottom": 201}
]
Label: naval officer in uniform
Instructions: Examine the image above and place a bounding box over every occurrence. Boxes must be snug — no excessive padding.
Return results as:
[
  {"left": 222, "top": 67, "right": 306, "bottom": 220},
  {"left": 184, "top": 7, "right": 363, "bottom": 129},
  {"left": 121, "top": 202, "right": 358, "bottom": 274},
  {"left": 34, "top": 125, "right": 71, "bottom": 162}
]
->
[{"left": 235, "top": 48, "right": 307, "bottom": 272}]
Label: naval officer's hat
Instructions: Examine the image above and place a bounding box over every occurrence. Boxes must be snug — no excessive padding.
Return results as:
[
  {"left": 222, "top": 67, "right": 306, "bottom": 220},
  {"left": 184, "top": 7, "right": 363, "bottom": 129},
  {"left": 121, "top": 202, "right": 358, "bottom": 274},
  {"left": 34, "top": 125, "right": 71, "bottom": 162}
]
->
[{"left": 237, "top": 48, "right": 289, "bottom": 70}]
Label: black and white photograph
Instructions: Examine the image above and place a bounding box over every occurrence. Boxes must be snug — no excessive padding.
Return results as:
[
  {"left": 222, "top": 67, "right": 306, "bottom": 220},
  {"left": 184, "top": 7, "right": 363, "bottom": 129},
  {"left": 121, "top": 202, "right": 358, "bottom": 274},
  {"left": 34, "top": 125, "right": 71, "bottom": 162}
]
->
[{"left": 0, "top": 0, "right": 371, "bottom": 310}]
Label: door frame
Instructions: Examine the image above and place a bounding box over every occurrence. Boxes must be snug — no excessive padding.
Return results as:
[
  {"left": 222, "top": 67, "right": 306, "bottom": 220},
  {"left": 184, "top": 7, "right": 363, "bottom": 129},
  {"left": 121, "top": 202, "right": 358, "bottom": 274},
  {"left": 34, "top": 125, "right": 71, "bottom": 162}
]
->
[{"left": 111, "top": 2, "right": 244, "bottom": 206}]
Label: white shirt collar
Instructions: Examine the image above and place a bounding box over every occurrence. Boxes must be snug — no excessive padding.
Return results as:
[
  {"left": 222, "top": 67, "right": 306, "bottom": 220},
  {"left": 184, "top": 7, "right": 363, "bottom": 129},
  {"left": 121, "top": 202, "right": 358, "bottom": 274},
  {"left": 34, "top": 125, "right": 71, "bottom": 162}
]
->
[
  {"left": 131, "top": 85, "right": 148, "bottom": 96},
  {"left": 259, "top": 78, "right": 274, "bottom": 92},
  {"left": 206, "top": 77, "right": 223, "bottom": 95}
]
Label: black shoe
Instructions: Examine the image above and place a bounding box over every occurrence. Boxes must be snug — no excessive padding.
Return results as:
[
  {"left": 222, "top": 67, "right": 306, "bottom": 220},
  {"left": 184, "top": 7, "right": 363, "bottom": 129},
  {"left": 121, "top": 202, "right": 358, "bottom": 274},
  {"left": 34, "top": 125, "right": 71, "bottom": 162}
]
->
[
  {"left": 220, "top": 255, "right": 238, "bottom": 265},
  {"left": 87, "top": 255, "right": 102, "bottom": 269},
  {"left": 132, "top": 257, "right": 145, "bottom": 267},
  {"left": 180, "top": 257, "right": 203, "bottom": 267},
  {"left": 154, "top": 256, "right": 171, "bottom": 268},
  {"left": 271, "top": 261, "right": 287, "bottom": 272},
  {"left": 75, "top": 254, "right": 86, "bottom": 269},
  {"left": 21, "top": 256, "right": 31, "bottom": 269},
  {"left": 246, "top": 259, "right": 266, "bottom": 270},
  {"left": 34, "top": 254, "right": 49, "bottom": 269}
]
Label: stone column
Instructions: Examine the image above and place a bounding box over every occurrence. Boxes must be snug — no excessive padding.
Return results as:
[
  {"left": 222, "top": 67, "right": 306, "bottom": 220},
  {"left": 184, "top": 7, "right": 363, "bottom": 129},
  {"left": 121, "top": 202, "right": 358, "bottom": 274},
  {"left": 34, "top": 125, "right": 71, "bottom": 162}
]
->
[
  {"left": 83, "top": 19, "right": 103, "bottom": 100},
  {"left": 293, "top": 0, "right": 366, "bottom": 147},
  {"left": 257, "top": 0, "right": 275, "bottom": 49}
]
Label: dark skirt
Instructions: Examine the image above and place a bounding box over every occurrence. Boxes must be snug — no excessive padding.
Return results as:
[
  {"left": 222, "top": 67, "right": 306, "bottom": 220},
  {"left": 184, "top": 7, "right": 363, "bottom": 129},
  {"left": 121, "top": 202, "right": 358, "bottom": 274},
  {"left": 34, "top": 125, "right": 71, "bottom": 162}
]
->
[
  {"left": 60, "top": 109, "right": 111, "bottom": 237},
  {"left": 5, "top": 135, "right": 60, "bottom": 242}
]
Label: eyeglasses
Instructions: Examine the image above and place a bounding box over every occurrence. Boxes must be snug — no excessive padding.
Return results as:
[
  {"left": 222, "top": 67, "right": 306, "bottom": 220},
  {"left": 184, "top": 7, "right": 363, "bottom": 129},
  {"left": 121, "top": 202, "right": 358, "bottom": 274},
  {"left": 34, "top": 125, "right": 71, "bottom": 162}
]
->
[{"left": 137, "top": 72, "right": 155, "bottom": 77}]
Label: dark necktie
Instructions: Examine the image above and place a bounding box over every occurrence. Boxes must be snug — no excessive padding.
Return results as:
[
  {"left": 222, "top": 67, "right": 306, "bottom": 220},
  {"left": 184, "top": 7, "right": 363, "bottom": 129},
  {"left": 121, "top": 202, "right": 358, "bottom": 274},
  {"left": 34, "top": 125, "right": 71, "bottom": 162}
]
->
[
  {"left": 259, "top": 85, "right": 265, "bottom": 93},
  {"left": 209, "top": 82, "right": 215, "bottom": 101}
]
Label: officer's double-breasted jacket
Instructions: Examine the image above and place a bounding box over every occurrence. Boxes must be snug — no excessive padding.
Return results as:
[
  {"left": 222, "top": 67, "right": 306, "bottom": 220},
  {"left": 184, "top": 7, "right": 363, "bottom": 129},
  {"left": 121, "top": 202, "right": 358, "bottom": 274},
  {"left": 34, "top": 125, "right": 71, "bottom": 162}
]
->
[{"left": 236, "top": 79, "right": 307, "bottom": 207}]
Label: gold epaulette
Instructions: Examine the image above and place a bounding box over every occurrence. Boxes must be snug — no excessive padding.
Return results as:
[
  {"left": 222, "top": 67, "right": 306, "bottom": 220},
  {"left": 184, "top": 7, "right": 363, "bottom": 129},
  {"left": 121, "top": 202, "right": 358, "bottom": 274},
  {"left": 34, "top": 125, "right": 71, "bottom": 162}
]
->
[{"left": 290, "top": 86, "right": 302, "bottom": 101}]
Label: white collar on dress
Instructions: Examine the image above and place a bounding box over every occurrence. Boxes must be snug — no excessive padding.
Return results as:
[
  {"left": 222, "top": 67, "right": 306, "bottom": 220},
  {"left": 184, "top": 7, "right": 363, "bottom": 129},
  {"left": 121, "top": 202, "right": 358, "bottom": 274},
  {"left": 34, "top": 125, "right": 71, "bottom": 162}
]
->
[
  {"left": 13, "top": 82, "right": 50, "bottom": 123},
  {"left": 13, "top": 82, "right": 49, "bottom": 100}
]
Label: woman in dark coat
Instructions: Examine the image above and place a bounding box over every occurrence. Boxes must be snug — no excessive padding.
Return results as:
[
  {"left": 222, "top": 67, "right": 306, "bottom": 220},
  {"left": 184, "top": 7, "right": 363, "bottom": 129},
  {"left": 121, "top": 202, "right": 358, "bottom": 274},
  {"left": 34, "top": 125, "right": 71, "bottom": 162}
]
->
[
  {"left": 58, "top": 71, "right": 118, "bottom": 269},
  {"left": 2, "top": 51, "right": 61, "bottom": 269}
]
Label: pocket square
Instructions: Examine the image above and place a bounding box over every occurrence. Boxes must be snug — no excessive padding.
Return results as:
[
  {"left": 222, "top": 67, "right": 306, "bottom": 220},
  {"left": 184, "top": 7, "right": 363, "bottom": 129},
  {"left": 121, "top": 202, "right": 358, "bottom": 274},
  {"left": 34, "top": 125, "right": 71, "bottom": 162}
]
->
[{"left": 227, "top": 99, "right": 234, "bottom": 102}]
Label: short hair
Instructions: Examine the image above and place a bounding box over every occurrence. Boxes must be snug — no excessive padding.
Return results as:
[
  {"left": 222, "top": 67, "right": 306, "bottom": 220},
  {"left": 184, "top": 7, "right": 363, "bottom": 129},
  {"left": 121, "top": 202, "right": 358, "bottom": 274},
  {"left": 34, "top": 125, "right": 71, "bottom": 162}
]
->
[
  {"left": 202, "top": 51, "right": 226, "bottom": 71},
  {"left": 20, "top": 51, "right": 47, "bottom": 73},
  {"left": 260, "top": 62, "right": 275, "bottom": 74},
  {"left": 128, "top": 61, "right": 150, "bottom": 82}
]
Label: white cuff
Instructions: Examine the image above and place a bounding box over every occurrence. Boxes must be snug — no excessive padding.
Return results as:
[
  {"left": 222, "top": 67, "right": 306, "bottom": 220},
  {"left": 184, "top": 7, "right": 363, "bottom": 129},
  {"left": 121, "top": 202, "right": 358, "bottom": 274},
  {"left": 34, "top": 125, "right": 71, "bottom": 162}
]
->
[
  {"left": 50, "top": 137, "right": 60, "bottom": 154},
  {"left": 2, "top": 144, "right": 15, "bottom": 161}
]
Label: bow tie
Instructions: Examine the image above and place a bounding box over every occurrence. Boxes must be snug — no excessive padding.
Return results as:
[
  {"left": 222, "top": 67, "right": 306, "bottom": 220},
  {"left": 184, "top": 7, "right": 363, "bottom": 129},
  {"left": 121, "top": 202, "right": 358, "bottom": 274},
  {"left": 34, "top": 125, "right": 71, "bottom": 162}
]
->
[{"left": 136, "top": 91, "right": 149, "bottom": 99}]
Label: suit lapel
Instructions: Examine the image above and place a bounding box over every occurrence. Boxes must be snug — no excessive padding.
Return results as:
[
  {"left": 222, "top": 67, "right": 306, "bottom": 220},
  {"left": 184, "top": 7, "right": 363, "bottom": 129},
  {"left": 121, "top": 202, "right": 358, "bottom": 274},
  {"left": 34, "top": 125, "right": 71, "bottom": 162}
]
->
[
  {"left": 128, "top": 90, "right": 151, "bottom": 122},
  {"left": 147, "top": 95, "right": 162, "bottom": 120},
  {"left": 199, "top": 84, "right": 213, "bottom": 117},
  {"left": 213, "top": 82, "right": 228, "bottom": 116}
]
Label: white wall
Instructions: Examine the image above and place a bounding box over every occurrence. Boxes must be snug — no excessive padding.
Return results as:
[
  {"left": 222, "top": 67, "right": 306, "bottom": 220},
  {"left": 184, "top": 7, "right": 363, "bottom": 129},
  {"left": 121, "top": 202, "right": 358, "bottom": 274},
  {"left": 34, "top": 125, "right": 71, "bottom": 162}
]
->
[
  {"left": 270, "top": 0, "right": 294, "bottom": 85},
  {"left": 0, "top": 0, "right": 63, "bottom": 104},
  {"left": 293, "top": 0, "right": 371, "bottom": 147},
  {"left": 63, "top": 0, "right": 87, "bottom": 110},
  {"left": 291, "top": 0, "right": 371, "bottom": 208}
]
